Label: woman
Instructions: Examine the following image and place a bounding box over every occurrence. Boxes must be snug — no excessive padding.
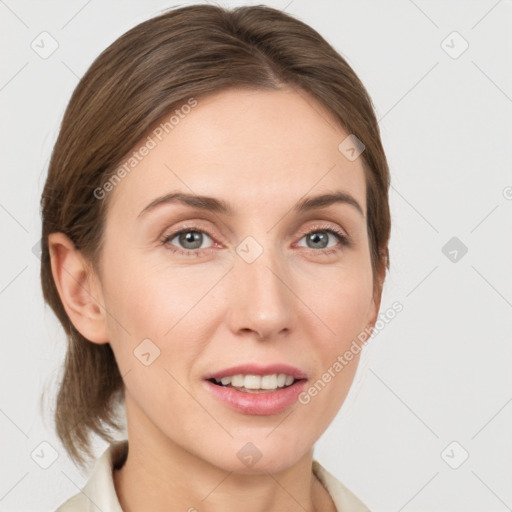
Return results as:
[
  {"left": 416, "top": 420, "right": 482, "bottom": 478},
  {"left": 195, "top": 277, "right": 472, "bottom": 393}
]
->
[{"left": 41, "top": 4, "right": 391, "bottom": 511}]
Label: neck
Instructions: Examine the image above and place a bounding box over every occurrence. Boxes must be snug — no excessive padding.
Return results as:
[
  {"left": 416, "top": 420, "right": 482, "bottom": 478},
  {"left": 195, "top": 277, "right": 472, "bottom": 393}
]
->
[{"left": 112, "top": 400, "right": 335, "bottom": 512}]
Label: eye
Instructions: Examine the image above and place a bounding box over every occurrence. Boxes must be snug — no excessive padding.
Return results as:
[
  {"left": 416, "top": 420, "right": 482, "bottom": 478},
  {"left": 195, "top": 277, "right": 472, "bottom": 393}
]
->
[
  {"left": 161, "top": 227, "right": 215, "bottom": 256},
  {"left": 161, "top": 223, "right": 351, "bottom": 257},
  {"left": 296, "top": 225, "right": 350, "bottom": 255}
]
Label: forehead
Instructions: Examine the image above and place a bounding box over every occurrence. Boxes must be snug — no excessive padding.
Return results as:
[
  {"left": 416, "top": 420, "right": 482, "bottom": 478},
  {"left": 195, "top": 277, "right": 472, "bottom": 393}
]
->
[{"left": 107, "top": 87, "right": 367, "bottom": 220}]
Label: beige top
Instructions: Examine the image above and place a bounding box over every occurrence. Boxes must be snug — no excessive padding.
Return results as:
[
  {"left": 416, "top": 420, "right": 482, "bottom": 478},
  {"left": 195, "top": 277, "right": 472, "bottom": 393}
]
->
[{"left": 55, "top": 440, "right": 371, "bottom": 511}]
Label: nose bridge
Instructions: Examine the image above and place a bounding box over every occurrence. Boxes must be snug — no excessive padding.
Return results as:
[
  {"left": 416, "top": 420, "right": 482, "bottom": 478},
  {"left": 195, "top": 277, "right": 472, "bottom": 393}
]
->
[{"left": 228, "top": 235, "right": 295, "bottom": 339}]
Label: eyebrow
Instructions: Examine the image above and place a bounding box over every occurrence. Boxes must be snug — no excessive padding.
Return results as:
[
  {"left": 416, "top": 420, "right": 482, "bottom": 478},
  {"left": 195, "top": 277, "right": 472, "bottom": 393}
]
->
[{"left": 137, "top": 190, "right": 364, "bottom": 219}]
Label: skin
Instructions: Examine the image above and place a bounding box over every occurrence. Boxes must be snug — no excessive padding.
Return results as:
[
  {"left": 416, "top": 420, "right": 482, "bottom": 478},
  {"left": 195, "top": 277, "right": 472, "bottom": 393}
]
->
[{"left": 49, "top": 86, "right": 384, "bottom": 512}]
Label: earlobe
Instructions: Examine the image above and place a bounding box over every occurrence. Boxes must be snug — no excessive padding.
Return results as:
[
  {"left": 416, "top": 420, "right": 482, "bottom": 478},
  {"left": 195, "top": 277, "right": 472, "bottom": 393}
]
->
[{"left": 48, "top": 232, "right": 109, "bottom": 344}]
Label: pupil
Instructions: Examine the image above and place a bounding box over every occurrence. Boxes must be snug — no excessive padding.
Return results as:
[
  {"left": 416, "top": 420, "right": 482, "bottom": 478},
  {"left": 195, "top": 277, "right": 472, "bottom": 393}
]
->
[
  {"left": 309, "top": 232, "right": 327, "bottom": 248},
  {"left": 180, "top": 231, "right": 202, "bottom": 249}
]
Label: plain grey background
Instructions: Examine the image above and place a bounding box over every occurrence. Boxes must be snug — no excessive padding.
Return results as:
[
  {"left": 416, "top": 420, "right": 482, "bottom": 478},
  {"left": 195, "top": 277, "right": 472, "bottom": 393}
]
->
[{"left": 1, "top": 0, "right": 511, "bottom": 510}]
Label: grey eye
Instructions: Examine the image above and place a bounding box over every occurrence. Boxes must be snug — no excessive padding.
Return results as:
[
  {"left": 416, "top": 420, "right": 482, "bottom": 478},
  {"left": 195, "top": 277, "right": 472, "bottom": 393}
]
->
[
  {"left": 170, "top": 230, "right": 213, "bottom": 250},
  {"left": 305, "top": 231, "right": 330, "bottom": 249}
]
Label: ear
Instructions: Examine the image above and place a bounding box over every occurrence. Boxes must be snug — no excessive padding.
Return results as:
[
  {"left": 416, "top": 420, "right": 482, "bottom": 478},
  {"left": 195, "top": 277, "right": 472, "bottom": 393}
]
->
[
  {"left": 48, "top": 232, "right": 109, "bottom": 344},
  {"left": 365, "top": 252, "right": 386, "bottom": 332}
]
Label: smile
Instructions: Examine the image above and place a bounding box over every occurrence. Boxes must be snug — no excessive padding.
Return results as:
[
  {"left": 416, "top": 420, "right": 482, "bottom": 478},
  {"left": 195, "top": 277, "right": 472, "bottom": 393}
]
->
[{"left": 209, "top": 373, "right": 297, "bottom": 392}]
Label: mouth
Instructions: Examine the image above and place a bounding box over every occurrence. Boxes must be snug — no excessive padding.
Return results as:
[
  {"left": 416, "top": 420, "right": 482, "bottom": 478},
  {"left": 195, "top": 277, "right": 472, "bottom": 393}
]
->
[
  {"left": 202, "top": 363, "right": 308, "bottom": 415},
  {"left": 206, "top": 374, "right": 305, "bottom": 393}
]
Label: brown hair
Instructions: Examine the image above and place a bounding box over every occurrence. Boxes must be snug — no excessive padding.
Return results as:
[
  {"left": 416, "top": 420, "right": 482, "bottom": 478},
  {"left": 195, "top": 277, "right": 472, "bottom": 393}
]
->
[{"left": 40, "top": 3, "right": 391, "bottom": 468}]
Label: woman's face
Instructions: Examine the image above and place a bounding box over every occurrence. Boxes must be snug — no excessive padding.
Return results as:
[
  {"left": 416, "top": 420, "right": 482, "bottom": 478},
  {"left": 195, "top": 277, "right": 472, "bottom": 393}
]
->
[{"left": 96, "top": 86, "right": 381, "bottom": 473}]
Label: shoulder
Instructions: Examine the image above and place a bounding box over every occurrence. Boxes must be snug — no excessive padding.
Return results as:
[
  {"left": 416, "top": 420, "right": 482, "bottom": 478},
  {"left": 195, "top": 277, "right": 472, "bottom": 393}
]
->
[
  {"left": 54, "top": 493, "right": 89, "bottom": 512},
  {"left": 53, "top": 440, "right": 128, "bottom": 512},
  {"left": 312, "top": 459, "right": 372, "bottom": 512}
]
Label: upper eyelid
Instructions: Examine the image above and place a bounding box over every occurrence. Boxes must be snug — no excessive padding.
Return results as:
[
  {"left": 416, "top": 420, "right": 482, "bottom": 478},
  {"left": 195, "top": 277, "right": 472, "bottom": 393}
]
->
[
  {"left": 163, "top": 219, "right": 346, "bottom": 235},
  {"left": 162, "top": 221, "right": 348, "bottom": 246}
]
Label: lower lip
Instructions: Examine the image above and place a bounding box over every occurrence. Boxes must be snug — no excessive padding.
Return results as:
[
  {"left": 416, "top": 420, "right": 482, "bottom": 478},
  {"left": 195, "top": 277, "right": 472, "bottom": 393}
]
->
[{"left": 203, "top": 379, "right": 307, "bottom": 415}]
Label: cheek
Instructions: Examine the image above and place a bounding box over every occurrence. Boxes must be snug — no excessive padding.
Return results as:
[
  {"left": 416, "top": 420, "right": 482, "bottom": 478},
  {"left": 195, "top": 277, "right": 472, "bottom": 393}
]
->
[
  {"left": 305, "top": 267, "right": 373, "bottom": 411},
  {"left": 100, "top": 250, "right": 217, "bottom": 378},
  {"left": 300, "top": 279, "right": 370, "bottom": 414},
  {"left": 333, "top": 284, "right": 372, "bottom": 340},
  {"left": 306, "top": 267, "right": 373, "bottom": 344},
  {"left": 101, "top": 244, "right": 185, "bottom": 334}
]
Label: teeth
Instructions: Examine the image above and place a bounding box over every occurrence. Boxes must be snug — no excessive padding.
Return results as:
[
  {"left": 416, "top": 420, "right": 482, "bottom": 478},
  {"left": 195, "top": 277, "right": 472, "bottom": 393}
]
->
[
  {"left": 261, "top": 374, "right": 277, "bottom": 389},
  {"left": 231, "top": 375, "right": 245, "bottom": 387},
  {"left": 213, "top": 373, "right": 297, "bottom": 390}
]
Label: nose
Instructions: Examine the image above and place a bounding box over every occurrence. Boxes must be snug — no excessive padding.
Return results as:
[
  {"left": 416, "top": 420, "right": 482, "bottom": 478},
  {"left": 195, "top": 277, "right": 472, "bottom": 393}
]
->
[{"left": 227, "top": 244, "right": 297, "bottom": 341}]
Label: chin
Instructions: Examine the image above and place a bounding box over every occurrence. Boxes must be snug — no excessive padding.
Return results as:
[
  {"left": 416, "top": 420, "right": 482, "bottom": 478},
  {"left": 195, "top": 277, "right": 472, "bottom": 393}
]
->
[{"left": 211, "top": 436, "right": 313, "bottom": 475}]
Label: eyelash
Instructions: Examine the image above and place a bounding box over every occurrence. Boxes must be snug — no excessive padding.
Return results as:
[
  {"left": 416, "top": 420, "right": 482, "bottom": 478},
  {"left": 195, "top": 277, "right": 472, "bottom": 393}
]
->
[{"left": 160, "top": 223, "right": 351, "bottom": 258}]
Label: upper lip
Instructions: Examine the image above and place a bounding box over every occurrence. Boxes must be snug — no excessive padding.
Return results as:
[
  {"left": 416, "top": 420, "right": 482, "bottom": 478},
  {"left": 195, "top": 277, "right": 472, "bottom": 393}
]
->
[{"left": 204, "top": 363, "right": 308, "bottom": 381}]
